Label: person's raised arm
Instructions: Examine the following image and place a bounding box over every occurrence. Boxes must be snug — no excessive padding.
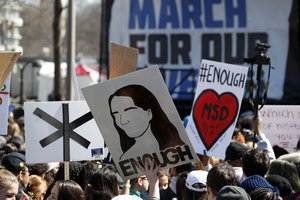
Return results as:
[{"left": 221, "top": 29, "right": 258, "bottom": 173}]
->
[
  {"left": 136, "top": 158, "right": 161, "bottom": 200},
  {"left": 253, "top": 112, "right": 276, "bottom": 161}
]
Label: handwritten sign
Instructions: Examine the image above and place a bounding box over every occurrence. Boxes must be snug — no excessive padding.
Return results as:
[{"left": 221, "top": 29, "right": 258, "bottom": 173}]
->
[
  {"left": 82, "top": 66, "right": 198, "bottom": 180},
  {"left": 186, "top": 59, "right": 248, "bottom": 159},
  {"left": 0, "top": 75, "right": 11, "bottom": 135},
  {"left": 260, "top": 105, "right": 300, "bottom": 153},
  {"left": 24, "top": 101, "right": 104, "bottom": 163}
]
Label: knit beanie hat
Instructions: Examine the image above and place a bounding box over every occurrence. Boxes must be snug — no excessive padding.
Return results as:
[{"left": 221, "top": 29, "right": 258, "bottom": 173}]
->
[
  {"left": 240, "top": 175, "right": 280, "bottom": 196},
  {"left": 216, "top": 185, "right": 251, "bottom": 200}
]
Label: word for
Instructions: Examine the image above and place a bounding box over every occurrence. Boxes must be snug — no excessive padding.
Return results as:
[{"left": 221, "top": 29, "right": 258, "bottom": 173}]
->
[
  {"left": 260, "top": 109, "right": 295, "bottom": 120},
  {"left": 130, "top": 32, "right": 268, "bottom": 65},
  {"left": 129, "top": 0, "right": 246, "bottom": 29},
  {"left": 199, "top": 63, "right": 246, "bottom": 88},
  {"left": 119, "top": 144, "right": 193, "bottom": 176}
]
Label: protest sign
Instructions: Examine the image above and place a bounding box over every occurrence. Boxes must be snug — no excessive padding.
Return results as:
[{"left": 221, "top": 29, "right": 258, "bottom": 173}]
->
[
  {"left": 24, "top": 101, "right": 104, "bottom": 163},
  {"left": 186, "top": 60, "right": 248, "bottom": 159},
  {"left": 82, "top": 66, "right": 198, "bottom": 180},
  {"left": 260, "top": 105, "right": 300, "bottom": 153},
  {"left": 0, "top": 52, "right": 21, "bottom": 89},
  {"left": 109, "top": 42, "right": 138, "bottom": 79},
  {"left": 0, "top": 75, "right": 11, "bottom": 135}
]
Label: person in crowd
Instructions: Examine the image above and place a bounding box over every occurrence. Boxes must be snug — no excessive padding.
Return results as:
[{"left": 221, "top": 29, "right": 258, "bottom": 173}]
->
[
  {"left": 266, "top": 174, "right": 293, "bottom": 198},
  {"left": 54, "top": 161, "right": 85, "bottom": 190},
  {"left": 242, "top": 148, "right": 270, "bottom": 177},
  {"left": 268, "top": 159, "right": 300, "bottom": 192},
  {"left": 232, "top": 127, "right": 245, "bottom": 143},
  {"left": 46, "top": 180, "right": 85, "bottom": 200},
  {"left": 108, "top": 84, "right": 185, "bottom": 160},
  {"left": 238, "top": 111, "right": 276, "bottom": 161},
  {"left": 135, "top": 158, "right": 161, "bottom": 200},
  {"left": 224, "top": 140, "right": 249, "bottom": 184},
  {"left": 160, "top": 162, "right": 199, "bottom": 200},
  {"left": 0, "top": 168, "right": 19, "bottom": 200},
  {"left": 216, "top": 185, "right": 250, "bottom": 200},
  {"left": 130, "top": 175, "right": 150, "bottom": 199},
  {"left": 87, "top": 164, "right": 120, "bottom": 199},
  {"left": 22, "top": 175, "right": 48, "bottom": 200},
  {"left": 174, "top": 171, "right": 188, "bottom": 200},
  {"left": 44, "top": 163, "right": 59, "bottom": 188},
  {"left": 250, "top": 188, "right": 280, "bottom": 200},
  {"left": 157, "top": 169, "right": 169, "bottom": 190},
  {"left": 240, "top": 175, "right": 279, "bottom": 196},
  {"left": 1, "top": 152, "right": 30, "bottom": 200},
  {"left": 82, "top": 161, "right": 101, "bottom": 193},
  {"left": 183, "top": 170, "right": 208, "bottom": 200},
  {"left": 27, "top": 163, "right": 49, "bottom": 178},
  {"left": 206, "top": 163, "right": 237, "bottom": 200}
]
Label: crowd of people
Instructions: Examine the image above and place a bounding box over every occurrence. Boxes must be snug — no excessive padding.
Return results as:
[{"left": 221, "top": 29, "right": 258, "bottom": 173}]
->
[{"left": 0, "top": 104, "right": 300, "bottom": 200}]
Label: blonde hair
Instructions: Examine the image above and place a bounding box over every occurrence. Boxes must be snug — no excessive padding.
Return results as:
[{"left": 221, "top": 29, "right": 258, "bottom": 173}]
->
[
  {"left": 26, "top": 175, "right": 48, "bottom": 200},
  {"left": 0, "top": 168, "right": 18, "bottom": 188}
]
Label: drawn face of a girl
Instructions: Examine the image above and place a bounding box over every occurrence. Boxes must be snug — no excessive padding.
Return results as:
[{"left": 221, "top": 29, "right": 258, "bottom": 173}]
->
[{"left": 110, "top": 96, "right": 152, "bottom": 138}]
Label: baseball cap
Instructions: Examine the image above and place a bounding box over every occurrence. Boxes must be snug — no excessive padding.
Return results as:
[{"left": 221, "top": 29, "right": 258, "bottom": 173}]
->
[
  {"left": 185, "top": 170, "right": 208, "bottom": 192},
  {"left": 1, "top": 152, "right": 27, "bottom": 174},
  {"left": 225, "top": 141, "right": 249, "bottom": 161}
]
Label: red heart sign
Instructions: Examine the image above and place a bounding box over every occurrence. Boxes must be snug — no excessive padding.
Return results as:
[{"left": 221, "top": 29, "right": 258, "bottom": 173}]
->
[{"left": 192, "top": 89, "right": 238, "bottom": 150}]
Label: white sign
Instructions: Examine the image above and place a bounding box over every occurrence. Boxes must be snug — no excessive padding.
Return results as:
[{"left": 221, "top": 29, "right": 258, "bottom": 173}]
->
[
  {"left": 261, "top": 105, "right": 300, "bottom": 153},
  {"left": 82, "top": 66, "right": 198, "bottom": 180},
  {"left": 186, "top": 60, "right": 248, "bottom": 159},
  {"left": 0, "top": 75, "right": 11, "bottom": 135},
  {"left": 110, "top": 0, "right": 292, "bottom": 100},
  {"left": 24, "top": 101, "right": 104, "bottom": 163}
]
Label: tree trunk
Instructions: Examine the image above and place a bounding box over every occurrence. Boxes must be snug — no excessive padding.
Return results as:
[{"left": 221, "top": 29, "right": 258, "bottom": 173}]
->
[
  {"left": 99, "top": 0, "right": 114, "bottom": 81},
  {"left": 53, "top": 0, "right": 63, "bottom": 100}
]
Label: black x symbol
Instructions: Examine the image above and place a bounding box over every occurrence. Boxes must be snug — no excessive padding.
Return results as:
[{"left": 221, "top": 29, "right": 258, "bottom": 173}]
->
[{"left": 33, "top": 103, "right": 93, "bottom": 161}]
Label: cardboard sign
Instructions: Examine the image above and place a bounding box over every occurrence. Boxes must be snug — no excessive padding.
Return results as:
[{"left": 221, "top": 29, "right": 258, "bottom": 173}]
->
[
  {"left": 186, "top": 60, "right": 248, "bottom": 159},
  {"left": 260, "top": 105, "right": 300, "bottom": 153},
  {"left": 24, "top": 101, "right": 104, "bottom": 163},
  {"left": 0, "top": 75, "right": 11, "bottom": 135},
  {"left": 82, "top": 66, "right": 198, "bottom": 180},
  {"left": 109, "top": 43, "right": 138, "bottom": 79},
  {"left": 0, "top": 52, "right": 21, "bottom": 89}
]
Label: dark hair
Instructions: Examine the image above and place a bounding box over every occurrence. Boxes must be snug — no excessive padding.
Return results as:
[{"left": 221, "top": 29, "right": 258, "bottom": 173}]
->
[
  {"left": 28, "top": 163, "right": 49, "bottom": 176},
  {"left": 89, "top": 164, "right": 119, "bottom": 197},
  {"left": 108, "top": 84, "right": 185, "bottom": 154},
  {"left": 206, "top": 163, "right": 237, "bottom": 196},
  {"left": 176, "top": 172, "right": 188, "bottom": 200},
  {"left": 56, "top": 180, "right": 85, "bottom": 200},
  {"left": 242, "top": 148, "right": 270, "bottom": 177},
  {"left": 268, "top": 159, "right": 300, "bottom": 192},
  {"left": 55, "top": 161, "right": 85, "bottom": 189},
  {"left": 184, "top": 190, "right": 207, "bottom": 200},
  {"left": 250, "top": 188, "right": 280, "bottom": 200}
]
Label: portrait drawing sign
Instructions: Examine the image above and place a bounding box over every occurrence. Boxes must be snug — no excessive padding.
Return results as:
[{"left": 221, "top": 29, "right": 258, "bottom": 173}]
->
[
  {"left": 82, "top": 66, "right": 199, "bottom": 180},
  {"left": 186, "top": 60, "right": 248, "bottom": 159}
]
